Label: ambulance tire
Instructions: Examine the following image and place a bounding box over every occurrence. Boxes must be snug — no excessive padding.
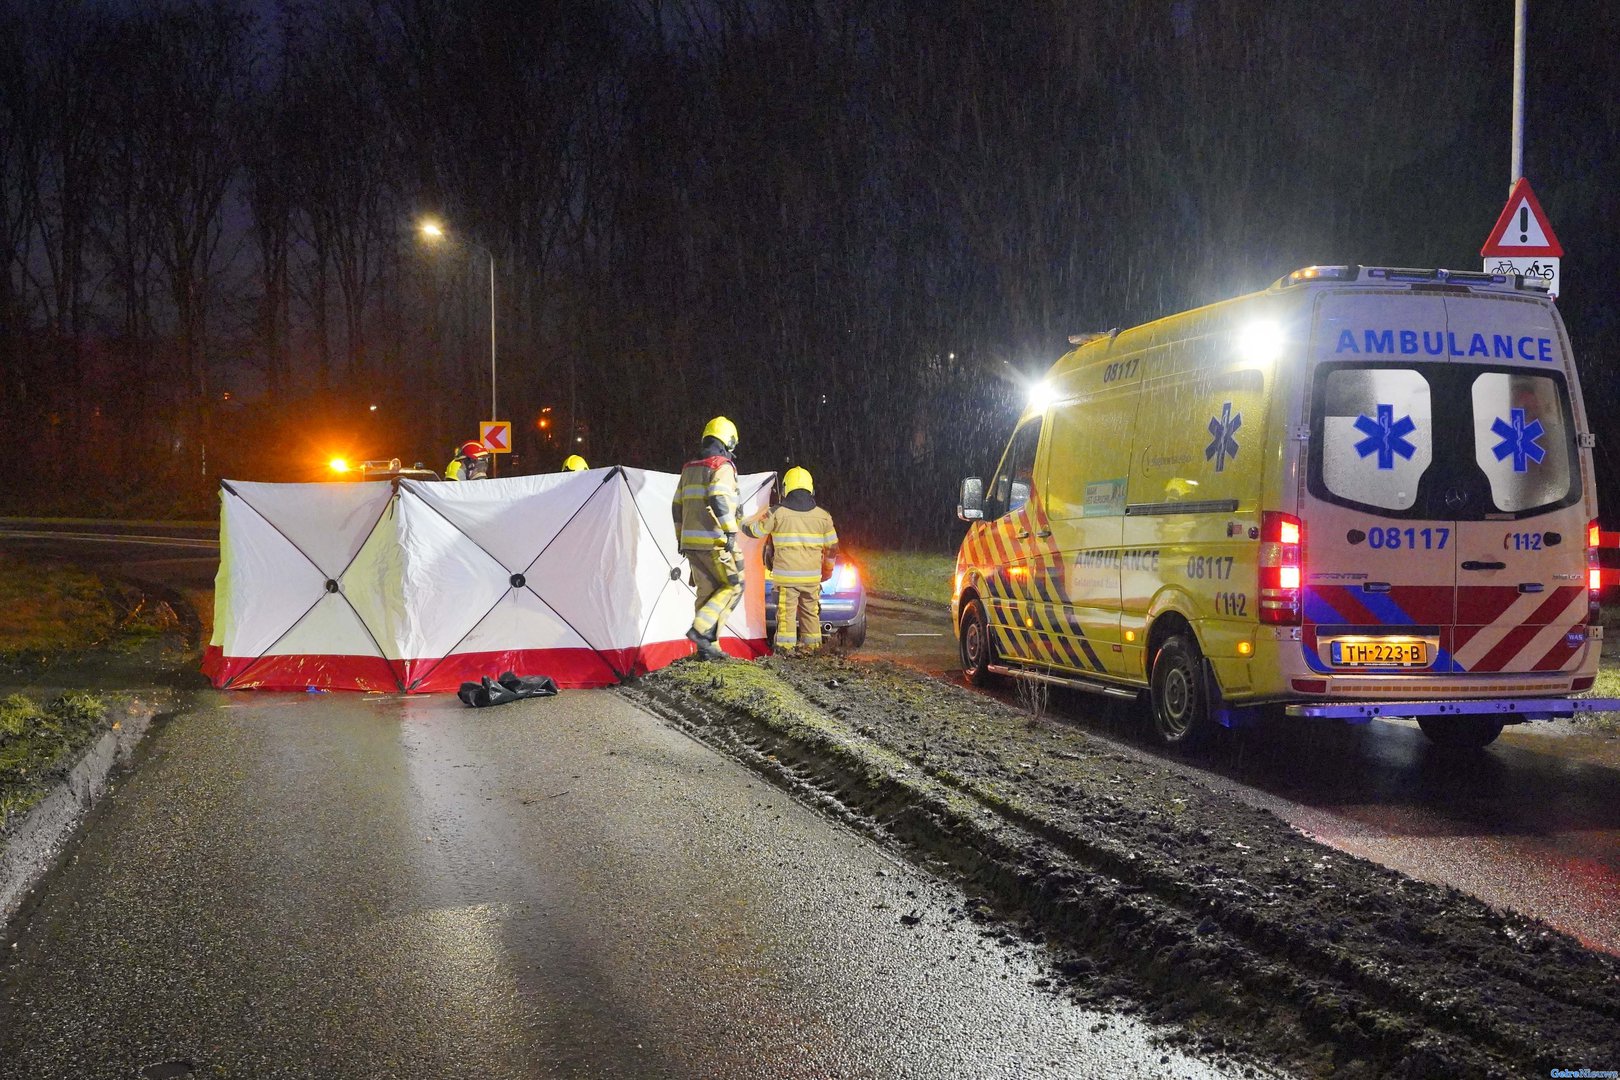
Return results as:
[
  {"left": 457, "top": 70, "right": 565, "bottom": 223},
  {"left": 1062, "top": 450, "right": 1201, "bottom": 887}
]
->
[
  {"left": 1416, "top": 715, "right": 1505, "bottom": 749},
  {"left": 959, "top": 598, "right": 998, "bottom": 686},
  {"left": 1148, "top": 633, "right": 1211, "bottom": 748}
]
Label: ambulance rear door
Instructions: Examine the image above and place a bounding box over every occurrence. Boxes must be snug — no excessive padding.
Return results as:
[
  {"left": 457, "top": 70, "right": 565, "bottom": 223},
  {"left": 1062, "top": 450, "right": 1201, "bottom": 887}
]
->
[
  {"left": 1443, "top": 294, "right": 1589, "bottom": 676},
  {"left": 1302, "top": 292, "right": 1457, "bottom": 676}
]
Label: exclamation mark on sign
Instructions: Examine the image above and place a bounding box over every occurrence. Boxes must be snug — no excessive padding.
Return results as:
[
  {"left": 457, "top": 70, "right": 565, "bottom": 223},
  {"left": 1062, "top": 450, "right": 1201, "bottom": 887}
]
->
[{"left": 1519, "top": 206, "right": 1529, "bottom": 243}]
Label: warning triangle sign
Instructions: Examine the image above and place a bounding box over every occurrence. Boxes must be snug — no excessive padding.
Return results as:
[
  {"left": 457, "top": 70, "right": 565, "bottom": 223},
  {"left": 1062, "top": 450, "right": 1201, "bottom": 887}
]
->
[{"left": 1480, "top": 177, "right": 1563, "bottom": 258}]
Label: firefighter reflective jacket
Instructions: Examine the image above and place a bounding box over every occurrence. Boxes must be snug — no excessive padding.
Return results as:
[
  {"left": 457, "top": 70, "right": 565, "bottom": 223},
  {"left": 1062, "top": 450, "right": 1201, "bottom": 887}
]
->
[
  {"left": 673, "top": 454, "right": 740, "bottom": 548},
  {"left": 741, "top": 504, "right": 838, "bottom": 586},
  {"left": 445, "top": 454, "right": 488, "bottom": 481}
]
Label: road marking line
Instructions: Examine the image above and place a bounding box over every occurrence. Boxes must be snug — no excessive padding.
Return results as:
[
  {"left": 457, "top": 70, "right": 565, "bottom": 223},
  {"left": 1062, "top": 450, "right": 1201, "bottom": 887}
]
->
[{"left": 0, "top": 530, "right": 218, "bottom": 549}]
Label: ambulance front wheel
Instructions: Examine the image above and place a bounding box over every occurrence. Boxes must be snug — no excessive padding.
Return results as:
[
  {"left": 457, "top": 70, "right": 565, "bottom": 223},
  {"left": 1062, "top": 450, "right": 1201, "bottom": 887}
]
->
[
  {"left": 1416, "top": 715, "right": 1504, "bottom": 749},
  {"left": 959, "top": 598, "right": 997, "bottom": 686},
  {"left": 1149, "top": 633, "right": 1211, "bottom": 748}
]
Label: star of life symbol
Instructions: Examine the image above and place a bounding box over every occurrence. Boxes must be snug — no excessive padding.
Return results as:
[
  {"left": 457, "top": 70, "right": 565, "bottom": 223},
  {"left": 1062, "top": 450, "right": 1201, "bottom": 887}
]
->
[
  {"left": 1352, "top": 404, "right": 1418, "bottom": 470},
  {"left": 1491, "top": 407, "right": 1546, "bottom": 473},
  {"left": 1205, "top": 401, "right": 1241, "bottom": 472}
]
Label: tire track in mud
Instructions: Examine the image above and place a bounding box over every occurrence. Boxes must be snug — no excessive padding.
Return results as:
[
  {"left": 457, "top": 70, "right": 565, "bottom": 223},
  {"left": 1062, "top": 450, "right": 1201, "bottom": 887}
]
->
[{"left": 626, "top": 656, "right": 1620, "bottom": 1079}]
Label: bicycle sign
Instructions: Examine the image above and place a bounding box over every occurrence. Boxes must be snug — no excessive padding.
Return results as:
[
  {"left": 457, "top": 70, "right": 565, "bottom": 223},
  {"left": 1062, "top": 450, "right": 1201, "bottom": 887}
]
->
[{"left": 1485, "top": 254, "right": 1560, "bottom": 298}]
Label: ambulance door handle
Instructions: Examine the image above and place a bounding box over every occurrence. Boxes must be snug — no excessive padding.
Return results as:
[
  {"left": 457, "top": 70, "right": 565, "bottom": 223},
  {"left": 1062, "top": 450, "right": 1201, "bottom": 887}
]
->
[
  {"left": 1462, "top": 560, "right": 1506, "bottom": 571},
  {"left": 1016, "top": 530, "right": 1030, "bottom": 539},
  {"left": 1033, "top": 529, "right": 1052, "bottom": 539}
]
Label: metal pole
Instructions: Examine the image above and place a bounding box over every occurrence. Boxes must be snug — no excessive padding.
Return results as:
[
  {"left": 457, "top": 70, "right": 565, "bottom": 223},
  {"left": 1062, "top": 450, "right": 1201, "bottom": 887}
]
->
[
  {"left": 1510, "top": 0, "right": 1526, "bottom": 189},
  {"left": 480, "top": 243, "right": 497, "bottom": 478},
  {"left": 488, "top": 250, "right": 497, "bottom": 422}
]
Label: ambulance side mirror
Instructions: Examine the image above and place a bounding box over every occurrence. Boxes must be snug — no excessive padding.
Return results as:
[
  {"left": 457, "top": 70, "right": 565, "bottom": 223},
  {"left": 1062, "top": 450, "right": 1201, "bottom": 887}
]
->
[{"left": 958, "top": 477, "right": 985, "bottom": 521}]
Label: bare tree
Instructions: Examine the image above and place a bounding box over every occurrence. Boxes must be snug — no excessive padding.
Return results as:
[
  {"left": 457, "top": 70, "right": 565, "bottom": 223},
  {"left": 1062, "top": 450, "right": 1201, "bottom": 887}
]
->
[{"left": 121, "top": 1, "right": 256, "bottom": 484}]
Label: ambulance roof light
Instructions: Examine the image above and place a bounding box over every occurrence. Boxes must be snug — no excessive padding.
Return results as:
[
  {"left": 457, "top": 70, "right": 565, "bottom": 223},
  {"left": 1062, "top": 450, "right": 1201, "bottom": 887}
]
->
[{"left": 1282, "top": 265, "right": 1354, "bottom": 287}]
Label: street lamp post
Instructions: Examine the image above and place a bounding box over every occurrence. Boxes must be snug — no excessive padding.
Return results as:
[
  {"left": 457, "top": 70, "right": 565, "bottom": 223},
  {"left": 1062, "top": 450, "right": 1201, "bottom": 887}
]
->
[{"left": 419, "top": 218, "right": 498, "bottom": 473}]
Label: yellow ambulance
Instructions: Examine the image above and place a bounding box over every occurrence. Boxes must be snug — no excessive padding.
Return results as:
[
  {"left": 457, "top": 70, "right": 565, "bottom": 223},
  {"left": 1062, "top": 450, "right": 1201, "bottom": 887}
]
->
[{"left": 954, "top": 265, "right": 1618, "bottom": 748}]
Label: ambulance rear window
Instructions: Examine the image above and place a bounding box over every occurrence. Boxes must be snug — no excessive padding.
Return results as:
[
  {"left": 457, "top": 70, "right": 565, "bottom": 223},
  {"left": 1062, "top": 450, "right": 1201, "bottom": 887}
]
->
[
  {"left": 1319, "top": 367, "right": 1432, "bottom": 512},
  {"left": 1308, "top": 362, "right": 1578, "bottom": 521},
  {"left": 1470, "top": 371, "right": 1574, "bottom": 513}
]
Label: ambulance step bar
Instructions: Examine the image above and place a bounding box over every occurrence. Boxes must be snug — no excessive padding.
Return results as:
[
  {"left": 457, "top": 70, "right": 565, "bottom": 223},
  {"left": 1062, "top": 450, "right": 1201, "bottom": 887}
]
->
[
  {"left": 1287, "top": 697, "right": 1620, "bottom": 722},
  {"left": 988, "top": 664, "right": 1140, "bottom": 700}
]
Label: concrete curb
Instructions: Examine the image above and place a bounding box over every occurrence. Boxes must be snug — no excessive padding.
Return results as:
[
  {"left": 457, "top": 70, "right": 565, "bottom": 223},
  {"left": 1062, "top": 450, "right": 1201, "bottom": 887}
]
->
[{"left": 0, "top": 697, "right": 164, "bottom": 929}]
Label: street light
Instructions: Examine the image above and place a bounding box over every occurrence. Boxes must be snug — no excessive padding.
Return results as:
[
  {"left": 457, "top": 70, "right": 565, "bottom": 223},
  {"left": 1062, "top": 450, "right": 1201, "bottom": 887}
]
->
[{"left": 419, "top": 217, "right": 498, "bottom": 468}]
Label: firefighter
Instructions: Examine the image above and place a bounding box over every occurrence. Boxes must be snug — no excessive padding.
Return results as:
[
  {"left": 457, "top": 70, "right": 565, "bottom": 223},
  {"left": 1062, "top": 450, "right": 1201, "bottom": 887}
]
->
[
  {"left": 445, "top": 441, "right": 491, "bottom": 481},
  {"left": 562, "top": 454, "right": 589, "bottom": 472},
  {"left": 673, "top": 416, "right": 742, "bottom": 661},
  {"left": 742, "top": 466, "right": 838, "bottom": 653}
]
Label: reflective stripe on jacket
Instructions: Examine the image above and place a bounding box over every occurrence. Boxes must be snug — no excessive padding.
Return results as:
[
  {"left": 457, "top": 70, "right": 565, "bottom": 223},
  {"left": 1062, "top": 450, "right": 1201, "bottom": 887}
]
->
[
  {"left": 672, "top": 455, "right": 740, "bottom": 548},
  {"left": 741, "top": 505, "right": 838, "bottom": 584}
]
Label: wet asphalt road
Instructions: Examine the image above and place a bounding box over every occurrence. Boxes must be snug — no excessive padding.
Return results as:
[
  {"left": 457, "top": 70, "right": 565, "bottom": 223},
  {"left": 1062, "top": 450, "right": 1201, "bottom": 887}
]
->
[
  {"left": 0, "top": 689, "right": 1242, "bottom": 1080},
  {"left": 6, "top": 522, "right": 1617, "bottom": 1069},
  {"left": 860, "top": 595, "right": 1620, "bottom": 956},
  {"left": 0, "top": 519, "right": 219, "bottom": 594}
]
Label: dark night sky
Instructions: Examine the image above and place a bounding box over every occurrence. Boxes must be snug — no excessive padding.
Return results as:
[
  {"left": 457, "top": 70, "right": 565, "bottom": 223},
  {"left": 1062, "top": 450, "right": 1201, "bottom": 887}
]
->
[{"left": 3, "top": 0, "right": 1619, "bottom": 533}]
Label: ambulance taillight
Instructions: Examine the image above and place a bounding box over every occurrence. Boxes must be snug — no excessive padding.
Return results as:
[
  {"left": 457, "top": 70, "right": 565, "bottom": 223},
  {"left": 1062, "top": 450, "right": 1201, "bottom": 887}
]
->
[
  {"left": 1587, "top": 519, "right": 1602, "bottom": 624},
  {"left": 1259, "top": 511, "right": 1303, "bottom": 626}
]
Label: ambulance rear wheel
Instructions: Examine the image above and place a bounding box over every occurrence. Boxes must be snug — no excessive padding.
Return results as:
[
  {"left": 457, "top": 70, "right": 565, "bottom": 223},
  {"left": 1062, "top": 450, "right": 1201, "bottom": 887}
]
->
[
  {"left": 959, "top": 598, "right": 997, "bottom": 686},
  {"left": 1416, "top": 715, "right": 1504, "bottom": 749},
  {"left": 1149, "top": 633, "right": 1210, "bottom": 748}
]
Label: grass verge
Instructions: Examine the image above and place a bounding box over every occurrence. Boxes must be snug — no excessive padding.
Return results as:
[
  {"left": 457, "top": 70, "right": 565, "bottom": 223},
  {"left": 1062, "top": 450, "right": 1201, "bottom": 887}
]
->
[
  {"left": 0, "top": 553, "right": 187, "bottom": 668},
  {"left": 1583, "top": 663, "right": 1620, "bottom": 732},
  {"left": 0, "top": 554, "right": 120, "bottom": 658},
  {"left": 0, "top": 692, "right": 110, "bottom": 830},
  {"left": 850, "top": 549, "right": 955, "bottom": 607}
]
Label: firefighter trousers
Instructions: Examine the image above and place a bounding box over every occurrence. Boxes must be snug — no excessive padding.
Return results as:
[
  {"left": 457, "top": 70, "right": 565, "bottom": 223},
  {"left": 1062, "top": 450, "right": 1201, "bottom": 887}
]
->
[
  {"left": 687, "top": 546, "right": 742, "bottom": 640},
  {"left": 775, "top": 583, "right": 821, "bottom": 650}
]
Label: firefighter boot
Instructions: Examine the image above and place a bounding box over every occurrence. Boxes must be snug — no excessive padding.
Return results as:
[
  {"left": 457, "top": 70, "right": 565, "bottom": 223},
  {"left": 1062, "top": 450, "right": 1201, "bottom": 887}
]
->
[{"left": 686, "top": 627, "right": 727, "bottom": 661}]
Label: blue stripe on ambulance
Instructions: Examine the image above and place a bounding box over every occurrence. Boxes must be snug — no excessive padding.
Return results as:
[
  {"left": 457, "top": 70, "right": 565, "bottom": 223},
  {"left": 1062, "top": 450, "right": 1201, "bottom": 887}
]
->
[
  {"left": 1027, "top": 575, "right": 1088, "bottom": 669},
  {"left": 1038, "top": 604, "right": 1087, "bottom": 670},
  {"left": 1044, "top": 601, "right": 1103, "bottom": 671},
  {"left": 1301, "top": 588, "right": 1461, "bottom": 674}
]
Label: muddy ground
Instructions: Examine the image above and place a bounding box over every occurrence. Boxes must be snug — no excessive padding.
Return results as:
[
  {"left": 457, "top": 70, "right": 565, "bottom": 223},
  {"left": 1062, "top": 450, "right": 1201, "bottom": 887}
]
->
[{"left": 628, "top": 655, "right": 1620, "bottom": 1079}]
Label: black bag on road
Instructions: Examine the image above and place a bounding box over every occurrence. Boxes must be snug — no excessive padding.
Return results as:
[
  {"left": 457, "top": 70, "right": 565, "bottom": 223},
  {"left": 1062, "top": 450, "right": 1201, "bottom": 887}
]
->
[{"left": 457, "top": 671, "right": 560, "bottom": 707}]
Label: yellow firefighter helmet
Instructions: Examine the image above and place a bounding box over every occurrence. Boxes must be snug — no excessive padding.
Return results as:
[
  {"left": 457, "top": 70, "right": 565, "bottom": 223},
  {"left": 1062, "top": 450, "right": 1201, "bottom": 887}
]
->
[
  {"left": 701, "top": 415, "right": 739, "bottom": 451},
  {"left": 562, "top": 455, "right": 588, "bottom": 472},
  {"left": 782, "top": 466, "right": 814, "bottom": 495}
]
